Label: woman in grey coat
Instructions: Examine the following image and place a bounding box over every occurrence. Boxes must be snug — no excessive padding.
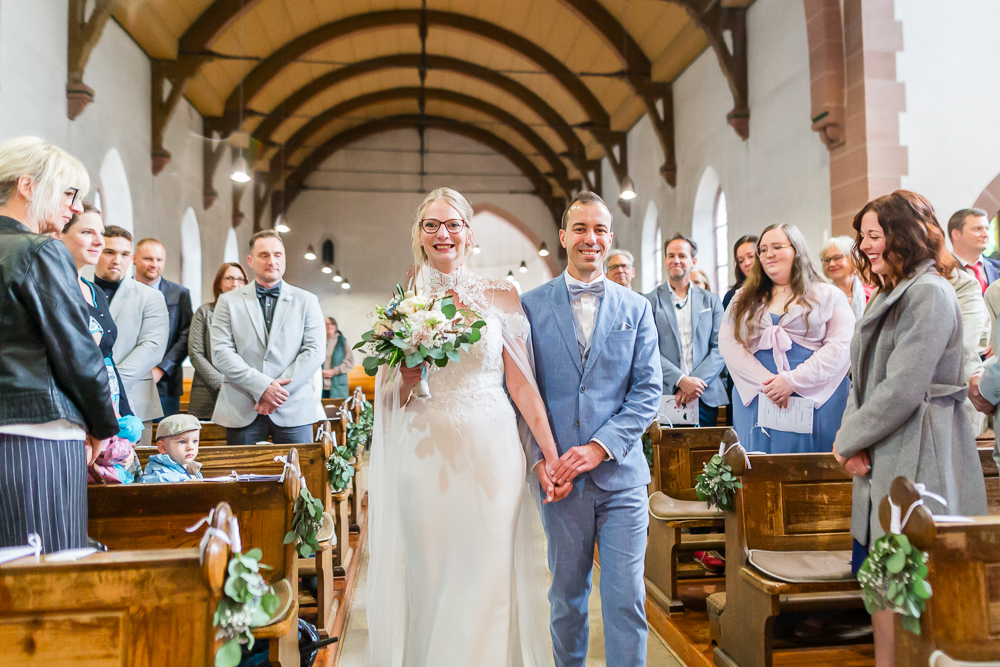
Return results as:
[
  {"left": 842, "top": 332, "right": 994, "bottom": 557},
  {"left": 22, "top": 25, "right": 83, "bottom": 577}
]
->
[
  {"left": 188, "top": 263, "right": 247, "bottom": 420},
  {"left": 834, "top": 190, "right": 987, "bottom": 666}
]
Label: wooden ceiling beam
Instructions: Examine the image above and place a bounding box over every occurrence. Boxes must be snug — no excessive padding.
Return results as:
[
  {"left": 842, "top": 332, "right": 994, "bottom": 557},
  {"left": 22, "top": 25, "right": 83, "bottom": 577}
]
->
[
  {"left": 282, "top": 115, "right": 565, "bottom": 228},
  {"left": 244, "top": 54, "right": 593, "bottom": 187},
  {"left": 66, "top": 0, "right": 116, "bottom": 120},
  {"left": 270, "top": 86, "right": 578, "bottom": 198}
]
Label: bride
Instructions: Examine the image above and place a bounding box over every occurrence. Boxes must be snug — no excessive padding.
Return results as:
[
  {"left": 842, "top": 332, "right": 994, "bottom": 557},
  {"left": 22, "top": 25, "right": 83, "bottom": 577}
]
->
[{"left": 365, "top": 188, "right": 567, "bottom": 667}]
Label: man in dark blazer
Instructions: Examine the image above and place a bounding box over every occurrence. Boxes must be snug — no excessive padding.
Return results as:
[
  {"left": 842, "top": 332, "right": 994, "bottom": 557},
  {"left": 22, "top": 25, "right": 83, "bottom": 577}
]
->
[
  {"left": 135, "top": 238, "right": 193, "bottom": 419},
  {"left": 644, "top": 233, "right": 726, "bottom": 427},
  {"left": 949, "top": 207, "right": 1000, "bottom": 293}
]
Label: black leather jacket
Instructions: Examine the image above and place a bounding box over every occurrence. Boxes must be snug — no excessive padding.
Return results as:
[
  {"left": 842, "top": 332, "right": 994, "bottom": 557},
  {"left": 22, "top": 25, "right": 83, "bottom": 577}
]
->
[{"left": 0, "top": 216, "right": 119, "bottom": 439}]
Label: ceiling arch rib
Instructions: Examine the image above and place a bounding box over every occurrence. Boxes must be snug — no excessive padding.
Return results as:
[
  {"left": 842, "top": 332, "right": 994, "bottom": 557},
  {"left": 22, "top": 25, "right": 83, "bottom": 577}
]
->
[
  {"left": 280, "top": 114, "right": 565, "bottom": 228},
  {"left": 270, "top": 86, "right": 579, "bottom": 198},
  {"left": 248, "top": 54, "right": 599, "bottom": 187}
]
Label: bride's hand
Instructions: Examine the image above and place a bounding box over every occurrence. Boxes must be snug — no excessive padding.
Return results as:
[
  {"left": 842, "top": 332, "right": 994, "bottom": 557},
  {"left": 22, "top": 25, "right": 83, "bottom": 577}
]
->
[
  {"left": 399, "top": 363, "right": 425, "bottom": 399},
  {"left": 536, "top": 464, "right": 556, "bottom": 504}
]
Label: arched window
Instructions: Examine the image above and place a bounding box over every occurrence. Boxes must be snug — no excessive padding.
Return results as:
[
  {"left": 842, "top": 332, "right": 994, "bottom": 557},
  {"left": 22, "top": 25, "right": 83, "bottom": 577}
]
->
[
  {"left": 714, "top": 190, "right": 729, "bottom": 293},
  {"left": 692, "top": 167, "right": 722, "bottom": 291},
  {"left": 180, "top": 208, "right": 202, "bottom": 308},
  {"left": 641, "top": 201, "right": 662, "bottom": 293},
  {"left": 98, "top": 148, "right": 134, "bottom": 236},
  {"left": 223, "top": 228, "right": 240, "bottom": 264}
]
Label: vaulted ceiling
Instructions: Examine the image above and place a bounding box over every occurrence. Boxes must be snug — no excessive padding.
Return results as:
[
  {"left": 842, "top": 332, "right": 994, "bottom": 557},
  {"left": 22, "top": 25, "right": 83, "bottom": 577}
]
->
[{"left": 88, "top": 0, "right": 752, "bottom": 226}]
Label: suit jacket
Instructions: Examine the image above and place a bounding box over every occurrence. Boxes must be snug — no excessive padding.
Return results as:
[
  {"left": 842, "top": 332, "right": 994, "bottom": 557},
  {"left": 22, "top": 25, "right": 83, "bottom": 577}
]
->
[
  {"left": 210, "top": 281, "right": 326, "bottom": 429},
  {"left": 109, "top": 278, "right": 169, "bottom": 421},
  {"left": 154, "top": 278, "right": 193, "bottom": 398},
  {"left": 955, "top": 253, "right": 1000, "bottom": 288},
  {"left": 644, "top": 282, "right": 726, "bottom": 407},
  {"left": 521, "top": 276, "right": 662, "bottom": 492}
]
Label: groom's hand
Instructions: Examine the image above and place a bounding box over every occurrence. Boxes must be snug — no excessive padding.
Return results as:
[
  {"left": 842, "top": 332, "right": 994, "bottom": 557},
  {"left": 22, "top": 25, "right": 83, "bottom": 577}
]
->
[
  {"left": 552, "top": 442, "right": 606, "bottom": 485},
  {"left": 536, "top": 465, "right": 556, "bottom": 504}
]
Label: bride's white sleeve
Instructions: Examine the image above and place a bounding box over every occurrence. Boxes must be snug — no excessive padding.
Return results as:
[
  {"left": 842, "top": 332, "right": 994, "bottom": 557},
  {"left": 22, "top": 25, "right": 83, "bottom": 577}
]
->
[
  {"left": 490, "top": 285, "right": 556, "bottom": 667},
  {"left": 365, "top": 366, "right": 407, "bottom": 666}
]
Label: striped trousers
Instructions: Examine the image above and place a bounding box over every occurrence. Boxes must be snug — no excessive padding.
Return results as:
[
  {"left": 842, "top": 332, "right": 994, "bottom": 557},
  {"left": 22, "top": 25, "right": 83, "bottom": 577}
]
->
[{"left": 0, "top": 435, "right": 87, "bottom": 553}]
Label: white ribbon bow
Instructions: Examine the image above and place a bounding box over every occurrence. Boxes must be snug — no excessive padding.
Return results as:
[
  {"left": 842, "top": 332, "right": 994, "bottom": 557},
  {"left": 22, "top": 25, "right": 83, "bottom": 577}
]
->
[
  {"left": 186, "top": 509, "right": 242, "bottom": 562},
  {"left": 27, "top": 533, "right": 42, "bottom": 557},
  {"left": 273, "top": 454, "right": 306, "bottom": 488},
  {"left": 889, "top": 483, "right": 948, "bottom": 535},
  {"left": 718, "top": 440, "right": 752, "bottom": 470}
]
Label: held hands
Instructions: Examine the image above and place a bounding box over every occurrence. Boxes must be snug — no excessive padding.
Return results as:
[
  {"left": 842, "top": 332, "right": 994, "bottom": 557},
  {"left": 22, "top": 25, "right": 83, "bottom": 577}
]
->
[
  {"left": 260, "top": 378, "right": 292, "bottom": 409},
  {"left": 833, "top": 441, "right": 871, "bottom": 477},
  {"left": 537, "top": 463, "right": 573, "bottom": 504},
  {"left": 762, "top": 374, "right": 793, "bottom": 409},
  {"left": 550, "top": 442, "right": 606, "bottom": 486},
  {"left": 676, "top": 376, "right": 707, "bottom": 405},
  {"left": 322, "top": 369, "right": 336, "bottom": 379},
  {"left": 969, "top": 373, "right": 997, "bottom": 416}
]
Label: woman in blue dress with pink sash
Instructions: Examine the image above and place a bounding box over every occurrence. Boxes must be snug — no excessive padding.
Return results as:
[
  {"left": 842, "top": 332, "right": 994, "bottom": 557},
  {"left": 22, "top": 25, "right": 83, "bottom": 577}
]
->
[{"left": 720, "top": 223, "right": 855, "bottom": 454}]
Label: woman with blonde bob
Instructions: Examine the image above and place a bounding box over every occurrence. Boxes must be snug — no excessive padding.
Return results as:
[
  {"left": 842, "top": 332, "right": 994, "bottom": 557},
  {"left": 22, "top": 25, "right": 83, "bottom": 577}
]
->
[
  {"left": 366, "top": 187, "right": 562, "bottom": 667},
  {"left": 719, "top": 223, "right": 855, "bottom": 453},
  {"left": 0, "top": 137, "right": 120, "bottom": 552},
  {"left": 819, "top": 235, "right": 871, "bottom": 320}
]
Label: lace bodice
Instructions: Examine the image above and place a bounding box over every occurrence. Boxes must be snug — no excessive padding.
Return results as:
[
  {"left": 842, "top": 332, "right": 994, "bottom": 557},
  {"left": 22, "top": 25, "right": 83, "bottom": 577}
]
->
[{"left": 415, "top": 267, "right": 530, "bottom": 424}]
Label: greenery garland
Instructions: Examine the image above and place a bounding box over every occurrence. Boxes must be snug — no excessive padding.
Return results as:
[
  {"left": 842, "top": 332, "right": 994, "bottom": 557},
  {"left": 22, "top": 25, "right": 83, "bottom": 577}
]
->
[
  {"left": 345, "top": 399, "right": 373, "bottom": 458},
  {"left": 694, "top": 454, "right": 742, "bottom": 511},
  {"left": 326, "top": 444, "right": 356, "bottom": 494},
  {"left": 857, "top": 533, "right": 932, "bottom": 635},
  {"left": 214, "top": 548, "right": 280, "bottom": 667},
  {"left": 284, "top": 486, "right": 325, "bottom": 558},
  {"left": 642, "top": 431, "right": 654, "bottom": 468}
]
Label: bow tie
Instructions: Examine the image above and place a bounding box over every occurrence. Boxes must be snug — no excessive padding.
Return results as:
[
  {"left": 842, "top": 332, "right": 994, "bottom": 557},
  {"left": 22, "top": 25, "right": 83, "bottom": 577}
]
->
[
  {"left": 256, "top": 284, "right": 281, "bottom": 299},
  {"left": 568, "top": 280, "right": 605, "bottom": 301}
]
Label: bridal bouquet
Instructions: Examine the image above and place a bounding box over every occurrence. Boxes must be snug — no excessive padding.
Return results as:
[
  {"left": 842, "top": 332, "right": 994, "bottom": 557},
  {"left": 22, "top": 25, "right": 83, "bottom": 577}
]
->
[{"left": 355, "top": 283, "right": 486, "bottom": 398}]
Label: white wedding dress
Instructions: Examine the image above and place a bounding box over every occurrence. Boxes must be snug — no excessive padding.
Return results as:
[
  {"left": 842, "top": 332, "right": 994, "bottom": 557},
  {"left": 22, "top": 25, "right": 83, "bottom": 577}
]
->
[{"left": 365, "top": 266, "right": 551, "bottom": 667}]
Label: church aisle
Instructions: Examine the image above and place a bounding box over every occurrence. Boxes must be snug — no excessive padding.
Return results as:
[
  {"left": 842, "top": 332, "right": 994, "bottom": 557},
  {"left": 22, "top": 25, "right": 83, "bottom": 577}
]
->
[{"left": 334, "top": 547, "right": 684, "bottom": 667}]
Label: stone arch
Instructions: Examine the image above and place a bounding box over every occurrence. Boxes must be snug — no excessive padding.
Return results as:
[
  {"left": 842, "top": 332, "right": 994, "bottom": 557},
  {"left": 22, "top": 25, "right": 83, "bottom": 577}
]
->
[
  {"left": 180, "top": 207, "right": 203, "bottom": 308},
  {"left": 641, "top": 200, "right": 661, "bottom": 293},
  {"left": 471, "top": 203, "right": 559, "bottom": 277},
  {"left": 98, "top": 148, "right": 134, "bottom": 236},
  {"left": 692, "top": 166, "right": 721, "bottom": 277}
]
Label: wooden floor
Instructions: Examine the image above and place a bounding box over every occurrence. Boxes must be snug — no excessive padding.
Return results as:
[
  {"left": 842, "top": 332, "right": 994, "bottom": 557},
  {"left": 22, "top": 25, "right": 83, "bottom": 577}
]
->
[{"left": 645, "top": 580, "right": 875, "bottom": 667}]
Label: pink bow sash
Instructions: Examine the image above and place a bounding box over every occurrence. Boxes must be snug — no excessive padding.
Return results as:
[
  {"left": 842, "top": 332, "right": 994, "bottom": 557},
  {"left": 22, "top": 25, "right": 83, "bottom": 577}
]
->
[{"left": 758, "top": 323, "right": 792, "bottom": 373}]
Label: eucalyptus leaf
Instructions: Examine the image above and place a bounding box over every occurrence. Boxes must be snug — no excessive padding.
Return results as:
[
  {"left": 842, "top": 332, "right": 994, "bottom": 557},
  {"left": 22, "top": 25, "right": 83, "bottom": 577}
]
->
[
  {"left": 215, "top": 638, "right": 242, "bottom": 667},
  {"left": 244, "top": 548, "right": 263, "bottom": 562},
  {"left": 886, "top": 550, "right": 907, "bottom": 574}
]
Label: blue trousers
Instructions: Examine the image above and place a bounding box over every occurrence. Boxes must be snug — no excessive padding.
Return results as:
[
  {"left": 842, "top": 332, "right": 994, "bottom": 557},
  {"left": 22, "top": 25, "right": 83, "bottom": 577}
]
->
[
  {"left": 225, "top": 414, "right": 313, "bottom": 446},
  {"left": 540, "top": 476, "right": 649, "bottom": 667},
  {"left": 157, "top": 395, "right": 181, "bottom": 421}
]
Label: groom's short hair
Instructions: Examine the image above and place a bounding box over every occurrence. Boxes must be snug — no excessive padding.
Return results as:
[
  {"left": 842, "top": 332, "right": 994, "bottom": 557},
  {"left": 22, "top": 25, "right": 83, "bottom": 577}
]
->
[{"left": 562, "top": 191, "right": 612, "bottom": 230}]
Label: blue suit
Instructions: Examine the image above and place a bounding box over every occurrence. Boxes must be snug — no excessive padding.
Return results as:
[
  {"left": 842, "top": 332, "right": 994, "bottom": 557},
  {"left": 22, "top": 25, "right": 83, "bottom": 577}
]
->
[{"left": 522, "top": 275, "right": 662, "bottom": 667}]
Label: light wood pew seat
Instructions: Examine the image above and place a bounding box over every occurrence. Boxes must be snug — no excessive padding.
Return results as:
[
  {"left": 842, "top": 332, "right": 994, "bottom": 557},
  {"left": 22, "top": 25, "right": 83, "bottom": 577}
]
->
[{"left": 645, "top": 424, "right": 733, "bottom": 613}]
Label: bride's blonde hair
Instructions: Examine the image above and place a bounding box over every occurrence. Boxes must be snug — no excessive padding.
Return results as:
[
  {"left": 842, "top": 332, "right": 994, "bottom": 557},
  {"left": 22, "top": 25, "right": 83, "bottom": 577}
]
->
[{"left": 410, "top": 187, "right": 475, "bottom": 267}]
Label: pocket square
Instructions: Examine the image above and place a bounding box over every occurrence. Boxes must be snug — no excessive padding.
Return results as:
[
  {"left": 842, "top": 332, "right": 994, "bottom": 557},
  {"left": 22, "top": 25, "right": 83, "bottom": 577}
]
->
[
  {"left": 619, "top": 322, "right": 634, "bottom": 331},
  {"left": 699, "top": 308, "right": 711, "bottom": 314}
]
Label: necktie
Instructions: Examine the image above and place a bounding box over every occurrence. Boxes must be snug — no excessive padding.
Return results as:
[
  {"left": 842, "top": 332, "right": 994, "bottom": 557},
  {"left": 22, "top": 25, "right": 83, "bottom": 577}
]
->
[
  {"left": 967, "top": 263, "right": 988, "bottom": 294},
  {"left": 568, "top": 280, "right": 605, "bottom": 301},
  {"left": 256, "top": 283, "right": 281, "bottom": 332}
]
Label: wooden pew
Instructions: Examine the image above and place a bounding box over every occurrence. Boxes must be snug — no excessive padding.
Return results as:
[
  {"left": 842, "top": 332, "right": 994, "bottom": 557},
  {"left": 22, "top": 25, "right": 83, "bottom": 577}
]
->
[
  {"left": 645, "top": 425, "right": 733, "bottom": 613},
  {"left": 151, "top": 421, "right": 227, "bottom": 446},
  {"left": 88, "top": 450, "right": 303, "bottom": 667},
  {"left": 133, "top": 434, "right": 349, "bottom": 636},
  {"left": 714, "top": 448, "right": 862, "bottom": 667},
  {"left": 881, "top": 478, "right": 1000, "bottom": 665},
  {"left": 0, "top": 503, "right": 233, "bottom": 666}
]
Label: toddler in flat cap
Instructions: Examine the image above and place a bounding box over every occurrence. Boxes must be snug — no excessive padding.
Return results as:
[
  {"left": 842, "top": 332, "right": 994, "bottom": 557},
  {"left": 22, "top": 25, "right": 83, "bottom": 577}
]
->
[{"left": 141, "top": 414, "right": 204, "bottom": 483}]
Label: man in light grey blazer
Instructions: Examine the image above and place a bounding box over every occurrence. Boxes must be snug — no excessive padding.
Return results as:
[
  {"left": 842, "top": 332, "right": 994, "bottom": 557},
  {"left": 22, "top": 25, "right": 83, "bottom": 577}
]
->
[
  {"left": 94, "top": 226, "right": 169, "bottom": 445},
  {"left": 644, "top": 233, "right": 726, "bottom": 427},
  {"left": 522, "top": 192, "right": 661, "bottom": 667},
  {"left": 211, "top": 230, "right": 325, "bottom": 445}
]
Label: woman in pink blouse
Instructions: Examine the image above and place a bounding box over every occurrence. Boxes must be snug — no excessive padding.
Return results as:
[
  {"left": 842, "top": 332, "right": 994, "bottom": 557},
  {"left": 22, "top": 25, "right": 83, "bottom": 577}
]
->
[{"left": 720, "top": 223, "right": 856, "bottom": 453}]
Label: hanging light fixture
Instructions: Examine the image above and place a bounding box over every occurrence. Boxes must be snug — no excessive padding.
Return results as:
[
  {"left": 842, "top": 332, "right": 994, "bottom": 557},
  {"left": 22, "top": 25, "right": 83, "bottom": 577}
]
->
[
  {"left": 473, "top": 245, "right": 482, "bottom": 254},
  {"left": 321, "top": 264, "right": 332, "bottom": 274},
  {"left": 274, "top": 214, "right": 290, "bottom": 234},
  {"left": 230, "top": 154, "right": 251, "bottom": 183},
  {"left": 538, "top": 242, "right": 549, "bottom": 257},
  {"left": 341, "top": 277, "right": 351, "bottom": 290},
  {"left": 619, "top": 176, "right": 637, "bottom": 201},
  {"left": 304, "top": 245, "right": 316, "bottom": 261},
  {"left": 506, "top": 271, "right": 515, "bottom": 282},
  {"left": 518, "top": 260, "right": 528, "bottom": 274},
  {"left": 332, "top": 270, "right": 343, "bottom": 283}
]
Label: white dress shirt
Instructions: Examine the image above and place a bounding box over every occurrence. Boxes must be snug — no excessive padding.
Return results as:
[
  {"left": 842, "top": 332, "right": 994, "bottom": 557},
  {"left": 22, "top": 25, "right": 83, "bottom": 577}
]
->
[
  {"left": 670, "top": 288, "right": 695, "bottom": 375},
  {"left": 564, "top": 271, "right": 613, "bottom": 461}
]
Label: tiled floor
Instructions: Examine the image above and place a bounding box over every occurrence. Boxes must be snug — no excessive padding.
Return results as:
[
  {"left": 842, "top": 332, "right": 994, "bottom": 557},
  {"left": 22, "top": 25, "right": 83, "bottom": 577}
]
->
[{"left": 337, "top": 545, "right": 683, "bottom": 667}]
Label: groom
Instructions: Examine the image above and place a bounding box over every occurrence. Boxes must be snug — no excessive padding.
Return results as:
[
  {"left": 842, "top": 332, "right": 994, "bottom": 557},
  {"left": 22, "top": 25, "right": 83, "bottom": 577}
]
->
[{"left": 522, "top": 191, "right": 661, "bottom": 667}]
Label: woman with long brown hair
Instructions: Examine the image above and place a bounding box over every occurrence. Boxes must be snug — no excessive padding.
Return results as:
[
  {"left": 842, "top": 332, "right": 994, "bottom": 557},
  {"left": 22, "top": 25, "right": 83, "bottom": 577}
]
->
[
  {"left": 719, "top": 223, "right": 855, "bottom": 453},
  {"left": 187, "top": 262, "right": 247, "bottom": 419},
  {"left": 833, "top": 190, "right": 986, "bottom": 666}
]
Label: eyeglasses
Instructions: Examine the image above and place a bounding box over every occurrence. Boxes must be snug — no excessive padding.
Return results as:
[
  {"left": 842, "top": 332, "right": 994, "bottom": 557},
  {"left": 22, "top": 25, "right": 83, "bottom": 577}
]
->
[
  {"left": 608, "top": 263, "right": 633, "bottom": 271},
  {"left": 821, "top": 254, "right": 846, "bottom": 265},
  {"left": 757, "top": 243, "right": 792, "bottom": 256},
  {"left": 65, "top": 188, "right": 80, "bottom": 206},
  {"left": 420, "top": 218, "right": 466, "bottom": 234},
  {"left": 222, "top": 276, "right": 246, "bottom": 284}
]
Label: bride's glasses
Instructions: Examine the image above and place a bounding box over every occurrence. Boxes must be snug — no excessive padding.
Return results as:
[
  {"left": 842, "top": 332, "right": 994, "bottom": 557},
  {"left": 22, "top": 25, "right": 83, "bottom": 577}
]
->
[{"left": 420, "top": 218, "right": 466, "bottom": 234}]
